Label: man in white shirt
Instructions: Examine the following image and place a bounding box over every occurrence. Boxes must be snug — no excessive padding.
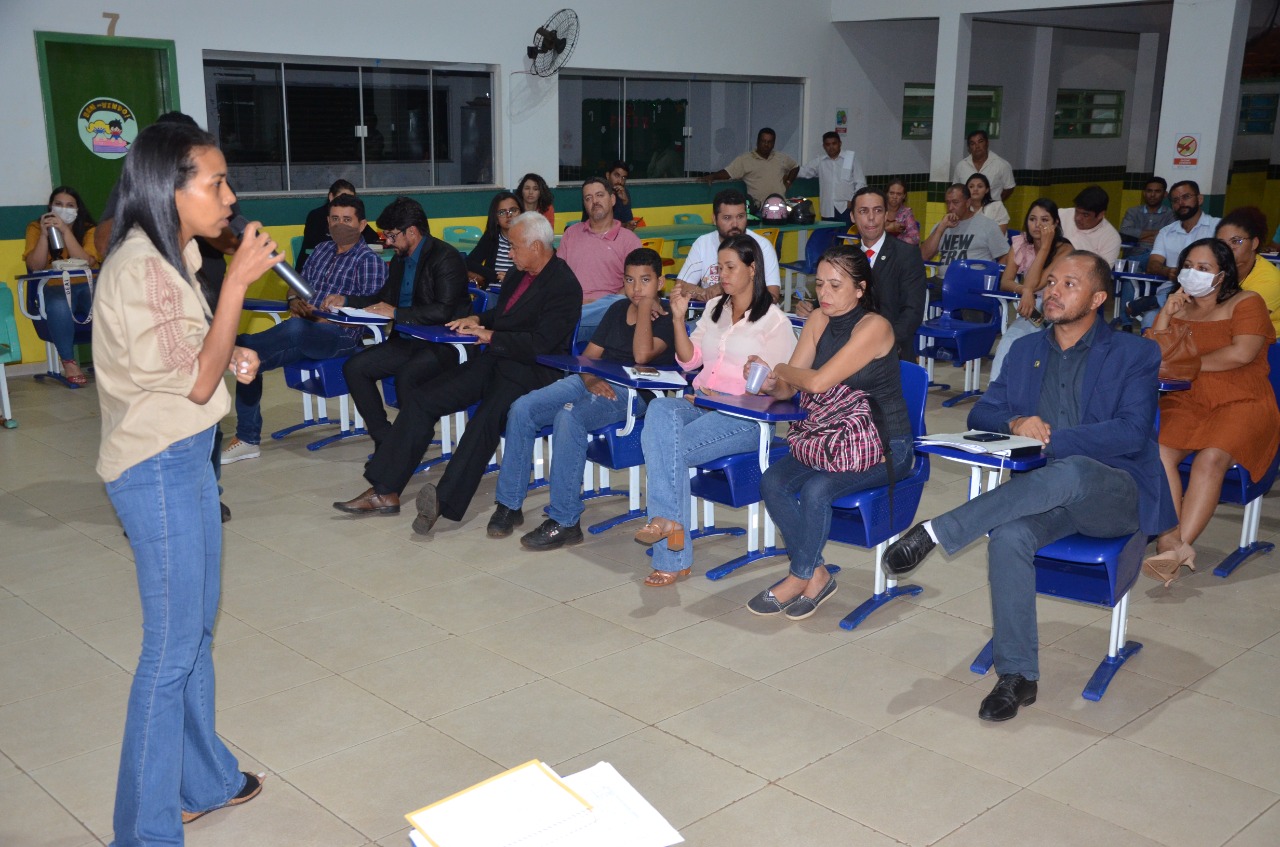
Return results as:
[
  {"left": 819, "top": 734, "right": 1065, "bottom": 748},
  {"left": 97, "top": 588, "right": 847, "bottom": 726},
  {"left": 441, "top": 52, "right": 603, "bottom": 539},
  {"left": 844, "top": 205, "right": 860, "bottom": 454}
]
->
[
  {"left": 786, "top": 131, "right": 866, "bottom": 224},
  {"left": 953, "top": 129, "right": 1016, "bottom": 202},
  {"left": 1059, "top": 186, "right": 1122, "bottom": 265},
  {"left": 673, "top": 188, "right": 781, "bottom": 303},
  {"left": 1147, "top": 181, "right": 1221, "bottom": 281}
]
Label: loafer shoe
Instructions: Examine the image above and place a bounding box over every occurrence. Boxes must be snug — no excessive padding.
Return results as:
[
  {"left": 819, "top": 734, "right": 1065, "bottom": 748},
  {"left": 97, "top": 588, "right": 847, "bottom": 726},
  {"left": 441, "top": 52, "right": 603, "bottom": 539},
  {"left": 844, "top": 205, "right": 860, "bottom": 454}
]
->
[
  {"left": 221, "top": 438, "right": 260, "bottom": 464},
  {"left": 785, "top": 574, "right": 838, "bottom": 620},
  {"left": 332, "top": 488, "right": 400, "bottom": 515},
  {"left": 412, "top": 484, "right": 440, "bottom": 535},
  {"left": 520, "top": 518, "right": 584, "bottom": 550},
  {"left": 883, "top": 522, "right": 936, "bottom": 577},
  {"left": 182, "top": 771, "right": 265, "bottom": 824},
  {"left": 746, "top": 585, "right": 795, "bottom": 616},
  {"left": 978, "top": 673, "right": 1038, "bottom": 722},
  {"left": 487, "top": 504, "right": 525, "bottom": 538}
]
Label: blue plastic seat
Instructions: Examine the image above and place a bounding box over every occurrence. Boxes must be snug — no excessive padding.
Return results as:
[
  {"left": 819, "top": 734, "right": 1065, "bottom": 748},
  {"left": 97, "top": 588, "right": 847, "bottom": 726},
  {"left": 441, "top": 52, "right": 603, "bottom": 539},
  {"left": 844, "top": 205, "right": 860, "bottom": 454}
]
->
[
  {"left": 581, "top": 395, "right": 650, "bottom": 533},
  {"left": 779, "top": 226, "right": 841, "bottom": 305},
  {"left": 915, "top": 259, "right": 1003, "bottom": 406},
  {"left": 692, "top": 439, "right": 790, "bottom": 579},
  {"left": 673, "top": 213, "right": 703, "bottom": 225},
  {"left": 273, "top": 356, "right": 368, "bottom": 450},
  {"left": 970, "top": 531, "right": 1148, "bottom": 701}
]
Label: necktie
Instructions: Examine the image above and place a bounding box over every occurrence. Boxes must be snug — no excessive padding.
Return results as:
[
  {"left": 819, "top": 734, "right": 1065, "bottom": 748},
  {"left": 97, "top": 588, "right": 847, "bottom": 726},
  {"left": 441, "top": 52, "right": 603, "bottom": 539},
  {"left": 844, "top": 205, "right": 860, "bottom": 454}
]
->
[{"left": 865, "top": 248, "right": 875, "bottom": 262}]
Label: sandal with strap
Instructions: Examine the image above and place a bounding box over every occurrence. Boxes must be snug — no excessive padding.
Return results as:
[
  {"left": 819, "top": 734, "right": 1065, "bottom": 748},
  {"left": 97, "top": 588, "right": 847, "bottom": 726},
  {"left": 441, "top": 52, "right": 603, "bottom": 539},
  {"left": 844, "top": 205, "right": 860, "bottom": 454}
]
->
[
  {"left": 61, "top": 360, "right": 87, "bottom": 387},
  {"left": 634, "top": 516, "right": 686, "bottom": 551},
  {"left": 1142, "top": 543, "right": 1195, "bottom": 588},
  {"left": 644, "top": 567, "right": 691, "bottom": 587}
]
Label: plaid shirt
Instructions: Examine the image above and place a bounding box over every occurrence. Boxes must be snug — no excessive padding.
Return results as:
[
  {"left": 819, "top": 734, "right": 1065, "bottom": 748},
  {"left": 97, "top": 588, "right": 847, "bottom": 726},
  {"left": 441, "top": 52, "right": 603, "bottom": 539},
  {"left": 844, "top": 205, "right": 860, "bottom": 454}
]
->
[{"left": 303, "top": 239, "right": 387, "bottom": 337}]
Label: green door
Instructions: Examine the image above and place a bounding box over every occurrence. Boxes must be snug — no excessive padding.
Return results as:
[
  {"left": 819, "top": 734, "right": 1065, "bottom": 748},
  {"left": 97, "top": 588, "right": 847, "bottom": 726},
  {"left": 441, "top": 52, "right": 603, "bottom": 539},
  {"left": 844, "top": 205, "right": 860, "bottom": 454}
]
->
[{"left": 36, "top": 32, "right": 178, "bottom": 215}]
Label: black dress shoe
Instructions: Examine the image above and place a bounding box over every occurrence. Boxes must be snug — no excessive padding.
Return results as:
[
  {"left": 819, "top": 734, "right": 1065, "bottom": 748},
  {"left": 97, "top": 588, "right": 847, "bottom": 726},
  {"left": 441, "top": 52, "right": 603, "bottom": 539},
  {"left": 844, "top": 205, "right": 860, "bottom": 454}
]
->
[
  {"left": 520, "top": 518, "right": 583, "bottom": 550},
  {"left": 220, "top": 502, "right": 231, "bottom": 523},
  {"left": 883, "top": 522, "right": 936, "bottom": 577},
  {"left": 978, "top": 673, "right": 1038, "bottom": 722},
  {"left": 487, "top": 504, "right": 525, "bottom": 538},
  {"left": 412, "top": 484, "right": 440, "bottom": 535},
  {"left": 333, "top": 488, "right": 401, "bottom": 515}
]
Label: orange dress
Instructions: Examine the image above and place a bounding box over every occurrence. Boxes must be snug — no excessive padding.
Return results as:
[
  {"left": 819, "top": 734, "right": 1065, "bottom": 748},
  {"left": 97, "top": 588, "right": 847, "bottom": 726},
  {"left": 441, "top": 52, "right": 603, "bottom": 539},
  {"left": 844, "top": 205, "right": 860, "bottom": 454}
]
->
[{"left": 1158, "top": 293, "right": 1279, "bottom": 480}]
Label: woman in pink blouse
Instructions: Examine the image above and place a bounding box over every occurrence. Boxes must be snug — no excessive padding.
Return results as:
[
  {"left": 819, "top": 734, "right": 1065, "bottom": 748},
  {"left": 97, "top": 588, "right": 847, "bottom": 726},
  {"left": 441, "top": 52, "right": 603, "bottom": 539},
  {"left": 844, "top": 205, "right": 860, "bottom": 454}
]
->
[
  {"left": 883, "top": 179, "right": 919, "bottom": 245},
  {"left": 634, "top": 234, "right": 797, "bottom": 585}
]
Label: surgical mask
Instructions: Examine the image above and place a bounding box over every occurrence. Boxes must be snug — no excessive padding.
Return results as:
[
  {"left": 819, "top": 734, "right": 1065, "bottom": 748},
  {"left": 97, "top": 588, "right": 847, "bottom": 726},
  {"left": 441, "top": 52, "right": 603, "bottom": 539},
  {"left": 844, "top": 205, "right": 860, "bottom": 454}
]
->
[
  {"left": 329, "top": 223, "right": 360, "bottom": 247},
  {"left": 51, "top": 206, "right": 77, "bottom": 225},
  {"left": 1178, "top": 267, "right": 1219, "bottom": 298}
]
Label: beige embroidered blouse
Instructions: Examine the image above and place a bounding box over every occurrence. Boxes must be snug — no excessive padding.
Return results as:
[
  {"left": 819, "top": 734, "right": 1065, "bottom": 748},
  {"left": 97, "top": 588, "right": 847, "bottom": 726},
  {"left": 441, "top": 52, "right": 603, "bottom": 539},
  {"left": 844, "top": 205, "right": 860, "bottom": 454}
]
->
[{"left": 94, "top": 228, "right": 230, "bottom": 482}]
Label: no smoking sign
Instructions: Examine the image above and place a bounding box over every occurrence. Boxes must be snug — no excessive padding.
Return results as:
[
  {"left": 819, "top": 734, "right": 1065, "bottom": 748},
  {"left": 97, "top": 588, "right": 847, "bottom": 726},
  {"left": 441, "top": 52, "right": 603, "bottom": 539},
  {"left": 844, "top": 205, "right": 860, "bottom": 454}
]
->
[{"left": 1174, "top": 133, "right": 1199, "bottom": 168}]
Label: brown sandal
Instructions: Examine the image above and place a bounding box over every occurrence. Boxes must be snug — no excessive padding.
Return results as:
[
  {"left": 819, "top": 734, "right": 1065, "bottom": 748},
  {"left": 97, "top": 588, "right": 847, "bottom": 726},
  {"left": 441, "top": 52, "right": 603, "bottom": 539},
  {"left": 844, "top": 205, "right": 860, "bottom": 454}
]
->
[
  {"left": 61, "top": 360, "right": 88, "bottom": 387},
  {"left": 634, "top": 517, "right": 686, "bottom": 551},
  {"left": 182, "top": 771, "right": 265, "bottom": 824},
  {"left": 1142, "top": 543, "right": 1195, "bottom": 588},
  {"left": 644, "top": 568, "right": 691, "bottom": 587}
]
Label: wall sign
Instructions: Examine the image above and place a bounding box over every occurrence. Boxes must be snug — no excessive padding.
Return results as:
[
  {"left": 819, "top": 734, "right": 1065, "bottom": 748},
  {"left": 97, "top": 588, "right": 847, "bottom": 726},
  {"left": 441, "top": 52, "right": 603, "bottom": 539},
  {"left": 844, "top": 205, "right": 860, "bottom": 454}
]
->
[
  {"left": 1173, "top": 133, "right": 1199, "bottom": 168},
  {"left": 78, "top": 97, "right": 137, "bottom": 159}
]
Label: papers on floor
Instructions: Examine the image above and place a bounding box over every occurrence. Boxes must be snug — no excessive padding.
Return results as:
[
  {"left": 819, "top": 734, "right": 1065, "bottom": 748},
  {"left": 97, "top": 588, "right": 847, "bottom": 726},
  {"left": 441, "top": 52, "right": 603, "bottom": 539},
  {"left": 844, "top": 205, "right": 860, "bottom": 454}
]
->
[
  {"left": 405, "top": 760, "right": 682, "bottom": 847},
  {"left": 337, "top": 306, "right": 391, "bottom": 320},
  {"left": 622, "top": 366, "right": 688, "bottom": 387},
  {"left": 916, "top": 430, "right": 1044, "bottom": 457}
]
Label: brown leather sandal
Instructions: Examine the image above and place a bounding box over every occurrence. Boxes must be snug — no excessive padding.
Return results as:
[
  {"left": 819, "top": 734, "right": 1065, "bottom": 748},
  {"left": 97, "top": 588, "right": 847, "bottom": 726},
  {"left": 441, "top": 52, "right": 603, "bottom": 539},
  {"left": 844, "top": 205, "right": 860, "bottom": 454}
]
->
[{"left": 644, "top": 567, "right": 691, "bottom": 587}]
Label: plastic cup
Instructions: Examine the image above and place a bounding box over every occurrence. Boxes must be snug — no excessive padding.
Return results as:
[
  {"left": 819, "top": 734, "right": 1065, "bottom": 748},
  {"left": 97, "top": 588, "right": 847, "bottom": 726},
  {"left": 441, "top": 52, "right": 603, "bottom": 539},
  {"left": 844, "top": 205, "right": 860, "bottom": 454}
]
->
[
  {"left": 983, "top": 273, "right": 998, "bottom": 291},
  {"left": 745, "top": 361, "right": 769, "bottom": 394}
]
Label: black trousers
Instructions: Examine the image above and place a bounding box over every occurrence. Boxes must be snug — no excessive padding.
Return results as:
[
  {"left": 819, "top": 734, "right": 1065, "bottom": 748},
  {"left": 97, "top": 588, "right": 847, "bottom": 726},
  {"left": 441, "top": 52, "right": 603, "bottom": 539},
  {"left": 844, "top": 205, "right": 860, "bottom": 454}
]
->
[
  {"left": 343, "top": 336, "right": 460, "bottom": 448},
  {"left": 364, "top": 354, "right": 544, "bottom": 520}
]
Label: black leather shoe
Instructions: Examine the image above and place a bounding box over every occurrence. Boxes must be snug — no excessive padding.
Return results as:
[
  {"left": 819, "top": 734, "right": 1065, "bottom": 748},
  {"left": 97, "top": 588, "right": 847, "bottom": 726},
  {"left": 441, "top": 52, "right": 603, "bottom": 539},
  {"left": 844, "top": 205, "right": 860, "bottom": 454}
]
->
[
  {"left": 411, "top": 484, "right": 440, "bottom": 535},
  {"left": 220, "top": 502, "right": 231, "bottom": 523},
  {"left": 487, "top": 504, "right": 525, "bottom": 538},
  {"left": 333, "top": 487, "right": 401, "bottom": 515},
  {"left": 520, "top": 518, "right": 583, "bottom": 550},
  {"left": 978, "top": 673, "right": 1038, "bottom": 722},
  {"left": 883, "top": 522, "right": 936, "bottom": 577}
]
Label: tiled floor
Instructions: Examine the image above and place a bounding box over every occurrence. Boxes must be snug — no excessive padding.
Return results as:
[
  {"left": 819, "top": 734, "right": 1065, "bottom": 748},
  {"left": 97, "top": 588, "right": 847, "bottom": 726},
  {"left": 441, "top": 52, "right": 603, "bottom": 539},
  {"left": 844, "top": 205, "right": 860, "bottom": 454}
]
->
[{"left": 3, "top": 366, "right": 1280, "bottom": 846}]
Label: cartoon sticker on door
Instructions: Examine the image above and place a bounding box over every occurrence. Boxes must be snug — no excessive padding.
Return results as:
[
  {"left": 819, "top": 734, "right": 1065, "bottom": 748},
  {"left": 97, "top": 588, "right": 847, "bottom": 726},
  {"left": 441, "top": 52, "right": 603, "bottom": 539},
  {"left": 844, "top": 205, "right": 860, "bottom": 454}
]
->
[{"left": 78, "top": 97, "right": 137, "bottom": 159}]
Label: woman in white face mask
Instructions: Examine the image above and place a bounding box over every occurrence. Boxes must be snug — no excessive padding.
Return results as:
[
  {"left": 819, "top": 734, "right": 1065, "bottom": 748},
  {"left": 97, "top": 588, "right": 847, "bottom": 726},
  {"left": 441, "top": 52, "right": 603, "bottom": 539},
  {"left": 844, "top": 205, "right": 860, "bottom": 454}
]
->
[
  {"left": 23, "top": 186, "right": 100, "bottom": 385},
  {"left": 1144, "top": 237, "right": 1280, "bottom": 585}
]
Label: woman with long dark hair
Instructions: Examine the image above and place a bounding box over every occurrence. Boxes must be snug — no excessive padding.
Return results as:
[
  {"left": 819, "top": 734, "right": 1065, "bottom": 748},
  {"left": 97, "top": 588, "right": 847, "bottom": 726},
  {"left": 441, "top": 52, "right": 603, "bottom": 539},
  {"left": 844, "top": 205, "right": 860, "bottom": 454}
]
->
[
  {"left": 466, "top": 189, "right": 522, "bottom": 287},
  {"left": 517, "top": 172, "right": 556, "bottom": 227},
  {"left": 747, "top": 246, "right": 914, "bottom": 619},
  {"left": 23, "top": 185, "right": 100, "bottom": 384},
  {"left": 967, "top": 172, "right": 1009, "bottom": 234},
  {"left": 1144, "top": 237, "right": 1279, "bottom": 585},
  {"left": 95, "top": 121, "right": 280, "bottom": 844},
  {"left": 634, "top": 233, "right": 797, "bottom": 585}
]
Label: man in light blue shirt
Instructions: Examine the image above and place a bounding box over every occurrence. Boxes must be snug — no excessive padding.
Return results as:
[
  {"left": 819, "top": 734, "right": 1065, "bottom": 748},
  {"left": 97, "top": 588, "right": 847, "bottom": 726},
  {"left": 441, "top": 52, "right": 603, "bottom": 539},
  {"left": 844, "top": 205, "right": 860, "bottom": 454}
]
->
[{"left": 1147, "top": 180, "right": 1220, "bottom": 282}]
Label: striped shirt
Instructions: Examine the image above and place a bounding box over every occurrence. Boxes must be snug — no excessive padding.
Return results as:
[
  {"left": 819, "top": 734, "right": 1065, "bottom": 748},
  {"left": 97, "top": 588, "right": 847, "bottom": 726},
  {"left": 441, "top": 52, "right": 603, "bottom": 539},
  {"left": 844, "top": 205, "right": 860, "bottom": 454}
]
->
[
  {"left": 303, "top": 239, "right": 387, "bottom": 337},
  {"left": 495, "top": 234, "right": 514, "bottom": 278}
]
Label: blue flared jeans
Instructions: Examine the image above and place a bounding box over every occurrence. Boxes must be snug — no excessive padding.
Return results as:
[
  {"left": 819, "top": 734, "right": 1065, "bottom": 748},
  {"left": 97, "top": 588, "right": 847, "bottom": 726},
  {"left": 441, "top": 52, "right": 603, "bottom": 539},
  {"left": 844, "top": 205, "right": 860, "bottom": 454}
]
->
[{"left": 106, "top": 427, "right": 245, "bottom": 846}]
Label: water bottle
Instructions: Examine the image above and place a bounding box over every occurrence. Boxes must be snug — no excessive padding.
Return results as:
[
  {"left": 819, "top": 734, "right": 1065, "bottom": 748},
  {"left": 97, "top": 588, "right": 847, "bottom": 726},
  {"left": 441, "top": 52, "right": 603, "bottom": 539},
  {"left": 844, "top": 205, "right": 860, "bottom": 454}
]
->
[{"left": 47, "top": 225, "right": 65, "bottom": 254}]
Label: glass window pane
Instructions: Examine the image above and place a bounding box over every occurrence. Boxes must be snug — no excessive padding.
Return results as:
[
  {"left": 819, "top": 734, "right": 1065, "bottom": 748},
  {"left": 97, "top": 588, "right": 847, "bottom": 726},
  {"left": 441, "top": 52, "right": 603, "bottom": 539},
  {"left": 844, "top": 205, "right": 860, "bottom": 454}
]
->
[
  {"left": 622, "top": 78, "right": 688, "bottom": 179},
  {"left": 559, "top": 76, "right": 622, "bottom": 183},
  {"left": 283, "top": 63, "right": 362, "bottom": 192},
  {"left": 687, "top": 80, "right": 750, "bottom": 175},
  {"left": 205, "top": 59, "right": 286, "bottom": 192},
  {"left": 750, "top": 82, "right": 803, "bottom": 162},
  {"left": 430, "top": 69, "right": 492, "bottom": 186},
  {"left": 361, "top": 66, "right": 434, "bottom": 188}
]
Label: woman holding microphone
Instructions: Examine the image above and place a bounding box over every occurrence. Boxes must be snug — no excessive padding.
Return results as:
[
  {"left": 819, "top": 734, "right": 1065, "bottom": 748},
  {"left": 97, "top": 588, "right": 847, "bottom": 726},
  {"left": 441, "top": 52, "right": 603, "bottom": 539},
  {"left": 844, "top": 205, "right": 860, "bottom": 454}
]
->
[{"left": 94, "top": 121, "right": 281, "bottom": 845}]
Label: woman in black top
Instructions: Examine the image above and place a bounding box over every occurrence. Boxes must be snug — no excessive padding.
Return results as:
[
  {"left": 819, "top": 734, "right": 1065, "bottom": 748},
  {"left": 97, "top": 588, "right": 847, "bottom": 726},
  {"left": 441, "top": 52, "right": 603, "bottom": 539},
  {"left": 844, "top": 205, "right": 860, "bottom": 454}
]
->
[
  {"left": 466, "top": 190, "right": 522, "bottom": 287},
  {"left": 746, "top": 245, "right": 914, "bottom": 620}
]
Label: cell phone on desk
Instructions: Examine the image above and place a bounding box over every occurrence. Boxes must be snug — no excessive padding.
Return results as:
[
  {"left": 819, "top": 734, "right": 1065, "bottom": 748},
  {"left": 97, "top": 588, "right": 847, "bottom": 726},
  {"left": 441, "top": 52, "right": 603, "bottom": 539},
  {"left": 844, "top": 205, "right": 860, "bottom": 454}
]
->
[
  {"left": 964, "top": 432, "right": 1009, "bottom": 442},
  {"left": 631, "top": 366, "right": 660, "bottom": 376}
]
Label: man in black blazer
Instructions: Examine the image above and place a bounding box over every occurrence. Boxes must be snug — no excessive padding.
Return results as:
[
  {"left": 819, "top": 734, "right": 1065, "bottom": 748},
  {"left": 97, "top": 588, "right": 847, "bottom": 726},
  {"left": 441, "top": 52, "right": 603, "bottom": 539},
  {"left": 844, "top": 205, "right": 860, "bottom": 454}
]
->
[
  {"left": 794, "top": 186, "right": 925, "bottom": 359},
  {"left": 324, "top": 198, "right": 470, "bottom": 447},
  {"left": 851, "top": 186, "right": 927, "bottom": 359},
  {"left": 333, "top": 212, "right": 583, "bottom": 530}
]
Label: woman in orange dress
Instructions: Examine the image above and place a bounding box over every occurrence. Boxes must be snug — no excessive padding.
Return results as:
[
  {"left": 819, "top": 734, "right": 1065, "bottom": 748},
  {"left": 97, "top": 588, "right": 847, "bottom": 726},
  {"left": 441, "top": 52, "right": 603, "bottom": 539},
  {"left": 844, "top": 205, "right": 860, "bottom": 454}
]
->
[{"left": 1144, "top": 237, "right": 1279, "bottom": 585}]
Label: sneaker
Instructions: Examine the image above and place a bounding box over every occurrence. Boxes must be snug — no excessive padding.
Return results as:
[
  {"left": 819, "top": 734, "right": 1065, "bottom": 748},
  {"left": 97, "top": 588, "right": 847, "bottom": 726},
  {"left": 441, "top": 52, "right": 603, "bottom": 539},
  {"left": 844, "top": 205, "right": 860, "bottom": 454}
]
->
[
  {"left": 520, "top": 518, "right": 584, "bottom": 551},
  {"left": 221, "top": 438, "right": 260, "bottom": 464},
  {"left": 486, "top": 504, "right": 525, "bottom": 538}
]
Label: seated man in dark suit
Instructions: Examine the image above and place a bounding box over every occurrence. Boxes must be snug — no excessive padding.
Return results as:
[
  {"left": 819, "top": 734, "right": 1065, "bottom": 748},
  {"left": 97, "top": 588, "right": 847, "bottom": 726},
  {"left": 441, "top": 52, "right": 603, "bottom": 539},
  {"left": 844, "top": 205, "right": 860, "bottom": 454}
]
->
[
  {"left": 324, "top": 197, "right": 470, "bottom": 448},
  {"left": 882, "top": 250, "right": 1176, "bottom": 722},
  {"left": 333, "top": 212, "right": 583, "bottom": 532}
]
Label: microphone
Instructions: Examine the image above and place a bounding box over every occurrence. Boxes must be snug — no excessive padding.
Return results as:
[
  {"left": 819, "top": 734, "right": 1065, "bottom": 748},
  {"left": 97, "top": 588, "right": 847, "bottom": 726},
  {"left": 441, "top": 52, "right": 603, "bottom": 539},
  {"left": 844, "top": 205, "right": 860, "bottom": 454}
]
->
[{"left": 228, "top": 215, "right": 314, "bottom": 301}]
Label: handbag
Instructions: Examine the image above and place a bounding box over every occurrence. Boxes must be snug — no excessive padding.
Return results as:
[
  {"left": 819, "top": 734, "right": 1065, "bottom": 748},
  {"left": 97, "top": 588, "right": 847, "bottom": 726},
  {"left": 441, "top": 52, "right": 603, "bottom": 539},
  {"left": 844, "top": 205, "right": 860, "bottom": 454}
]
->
[
  {"left": 787, "top": 383, "right": 884, "bottom": 473},
  {"left": 1149, "top": 323, "right": 1200, "bottom": 381}
]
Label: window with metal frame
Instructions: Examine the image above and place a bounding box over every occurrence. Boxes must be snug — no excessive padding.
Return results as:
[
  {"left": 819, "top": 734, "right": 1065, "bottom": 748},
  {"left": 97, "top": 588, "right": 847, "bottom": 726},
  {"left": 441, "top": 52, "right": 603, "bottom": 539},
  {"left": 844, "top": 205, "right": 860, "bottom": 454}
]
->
[
  {"left": 900, "top": 84, "right": 1002, "bottom": 140},
  {"left": 1053, "top": 89, "right": 1124, "bottom": 139}
]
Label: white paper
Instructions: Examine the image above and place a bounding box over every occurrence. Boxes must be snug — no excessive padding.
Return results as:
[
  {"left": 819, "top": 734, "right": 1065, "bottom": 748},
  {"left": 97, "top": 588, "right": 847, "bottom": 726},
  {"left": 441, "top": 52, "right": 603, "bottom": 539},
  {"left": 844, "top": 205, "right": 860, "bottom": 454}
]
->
[
  {"left": 622, "top": 366, "right": 688, "bottom": 387},
  {"left": 916, "top": 430, "right": 1045, "bottom": 457},
  {"left": 560, "top": 763, "right": 683, "bottom": 847},
  {"left": 338, "top": 306, "right": 391, "bottom": 320}
]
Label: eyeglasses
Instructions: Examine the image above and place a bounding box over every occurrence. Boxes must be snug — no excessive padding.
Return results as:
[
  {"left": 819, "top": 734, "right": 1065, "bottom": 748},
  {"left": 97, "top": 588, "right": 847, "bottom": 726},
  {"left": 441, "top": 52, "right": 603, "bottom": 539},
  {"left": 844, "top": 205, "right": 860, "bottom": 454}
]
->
[
  {"left": 496, "top": 209, "right": 520, "bottom": 218},
  {"left": 1170, "top": 193, "right": 1197, "bottom": 204},
  {"left": 382, "top": 229, "right": 403, "bottom": 241},
  {"left": 1223, "top": 236, "right": 1248, "bottom": 247}
]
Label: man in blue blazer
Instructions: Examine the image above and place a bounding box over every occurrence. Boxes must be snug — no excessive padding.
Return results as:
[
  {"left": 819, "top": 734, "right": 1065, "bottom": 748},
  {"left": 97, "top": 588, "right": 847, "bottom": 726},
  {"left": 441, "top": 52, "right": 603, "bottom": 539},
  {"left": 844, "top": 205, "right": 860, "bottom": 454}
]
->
[{"left": 883, "top": 250, "right": 1177, "bottom": 721}]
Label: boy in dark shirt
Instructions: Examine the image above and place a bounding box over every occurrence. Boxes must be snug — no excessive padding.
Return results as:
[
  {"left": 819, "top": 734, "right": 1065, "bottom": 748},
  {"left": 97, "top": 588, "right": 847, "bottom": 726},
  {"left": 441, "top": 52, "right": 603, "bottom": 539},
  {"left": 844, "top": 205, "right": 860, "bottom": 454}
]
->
[{"left": 488, "top": 248, "right": 678, "bottom": 549}]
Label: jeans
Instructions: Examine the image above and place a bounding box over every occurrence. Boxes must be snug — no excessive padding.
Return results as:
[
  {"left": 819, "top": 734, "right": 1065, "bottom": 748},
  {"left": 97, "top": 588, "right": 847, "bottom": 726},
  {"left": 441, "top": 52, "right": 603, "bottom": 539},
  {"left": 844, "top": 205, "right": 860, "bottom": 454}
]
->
[
  {"left": 640, "top": 396, "right": 760, "bottom": 572},
  {"left": 44, "top": 279, "right": 93, "bottom": 361},
  {"left": 106, "top": 427, "right": 245, "bottom": 846},
  {"left": 930, "top": 456, "right": 1139, "bottom": 680},
  {"left": 761, "top": 436, "right": 914, "bottom": 579},
  {"left": 234, "top": 318, "right": 364, "bottom": 444},
  {"left": 494, "top": 374, "right": 641, "bottom": 526},
  {"left": 989, "top": 316, "right": 1040, "bottom": 383},
  {"left": 578, "top": 294, "right": 625, "bottom": 346}
]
